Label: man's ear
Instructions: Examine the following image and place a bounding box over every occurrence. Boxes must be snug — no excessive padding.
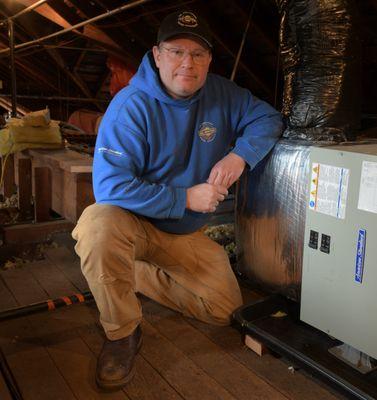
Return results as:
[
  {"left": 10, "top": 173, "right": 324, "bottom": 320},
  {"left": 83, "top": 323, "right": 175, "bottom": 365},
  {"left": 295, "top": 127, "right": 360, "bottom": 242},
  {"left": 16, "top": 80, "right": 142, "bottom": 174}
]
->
[
  {"left": 208, "top": 52, "right": 213, "bottom": 67},
  {"left": 152, "top": 45, "right": 160, "bottom": 68}
]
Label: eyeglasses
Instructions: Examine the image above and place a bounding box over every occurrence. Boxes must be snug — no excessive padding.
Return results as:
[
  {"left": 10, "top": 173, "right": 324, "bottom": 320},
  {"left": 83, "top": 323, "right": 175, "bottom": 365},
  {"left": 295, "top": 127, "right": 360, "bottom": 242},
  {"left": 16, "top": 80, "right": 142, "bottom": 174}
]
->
[{"left": 159, "top": 46, "right": 210, "bottom": 65}]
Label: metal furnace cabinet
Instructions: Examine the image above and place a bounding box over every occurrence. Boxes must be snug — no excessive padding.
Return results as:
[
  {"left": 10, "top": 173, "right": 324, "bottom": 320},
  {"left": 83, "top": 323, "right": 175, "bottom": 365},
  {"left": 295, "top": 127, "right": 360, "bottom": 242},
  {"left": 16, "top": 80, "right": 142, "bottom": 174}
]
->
[{"left": 301, "top": 143, "right": 377, "bottom": 359}]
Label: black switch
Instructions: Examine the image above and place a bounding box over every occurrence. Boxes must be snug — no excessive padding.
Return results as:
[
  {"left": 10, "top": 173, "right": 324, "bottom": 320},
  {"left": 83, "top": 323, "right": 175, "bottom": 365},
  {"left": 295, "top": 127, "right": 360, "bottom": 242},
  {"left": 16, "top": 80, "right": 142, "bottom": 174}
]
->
[
  {"left": 309, "top": 230, "right": 319, "bottom": 249},
  {"left": 320, "top": 234, "right": 331, "bottom": 254}
]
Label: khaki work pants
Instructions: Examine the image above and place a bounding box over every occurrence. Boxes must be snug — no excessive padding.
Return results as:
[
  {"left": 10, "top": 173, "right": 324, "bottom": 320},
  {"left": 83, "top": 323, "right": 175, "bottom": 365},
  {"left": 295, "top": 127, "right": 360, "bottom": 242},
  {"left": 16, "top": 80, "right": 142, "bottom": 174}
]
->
[{"left": 72, "top": 204, "right": 243, "bottom": 340}]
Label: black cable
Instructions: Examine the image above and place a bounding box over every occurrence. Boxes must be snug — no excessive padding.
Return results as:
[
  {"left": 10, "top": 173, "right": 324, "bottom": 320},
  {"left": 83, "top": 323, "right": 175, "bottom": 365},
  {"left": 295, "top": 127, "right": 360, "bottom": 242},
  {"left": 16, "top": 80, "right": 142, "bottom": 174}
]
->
[
  {"left": 0, "top": 346, "right": 23, "bottom": 400},
  {"left": 0, "top": 291, "right": 95, "bottom": 400},
  {"left": 0, "top": 291, "right": 94, "bottom": 322}
]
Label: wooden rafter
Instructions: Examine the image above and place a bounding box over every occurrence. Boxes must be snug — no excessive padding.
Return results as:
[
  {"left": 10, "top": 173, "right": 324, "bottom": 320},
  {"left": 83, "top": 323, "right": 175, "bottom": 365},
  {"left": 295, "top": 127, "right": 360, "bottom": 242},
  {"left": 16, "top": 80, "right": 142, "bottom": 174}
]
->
[
  {"left": 15, "top": 0, "right": 135, "bottom": 61},
  {"left": 7, "top": 1, "right": 105, "bottom": 111},
  {"left": 15, "top": 59, "right": 59, "bottom": 93},
  {"left": 0, "top": 28, "right": 62, "bottom": 95},
  {"left": 73, "top": 45, "right": 87, "bottom": 74},
  {"left": 0, "top": 96, "right": 30, "bottom": 115},
  {"left": 45, "top": 46, "right": 105, "bottom": 112},
  {"left": 66, "top": 0, "right": 144, "bottom": 64},
  {"left": 88, "top": 0, "right": 152, "bottom": 50}
]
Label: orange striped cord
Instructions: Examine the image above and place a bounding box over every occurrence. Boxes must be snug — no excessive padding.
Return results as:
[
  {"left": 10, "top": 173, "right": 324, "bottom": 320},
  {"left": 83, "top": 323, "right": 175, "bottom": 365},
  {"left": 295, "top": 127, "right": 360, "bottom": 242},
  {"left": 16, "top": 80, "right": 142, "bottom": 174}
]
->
[
  {"left": 76, "top": 293, "right": 85, "bottom": 303},
  {"left": 61, "top": 296, "right": 72, "bottom": 306},
  {"left": 47, "top": 300, "right": 55, "bottom": 311}
]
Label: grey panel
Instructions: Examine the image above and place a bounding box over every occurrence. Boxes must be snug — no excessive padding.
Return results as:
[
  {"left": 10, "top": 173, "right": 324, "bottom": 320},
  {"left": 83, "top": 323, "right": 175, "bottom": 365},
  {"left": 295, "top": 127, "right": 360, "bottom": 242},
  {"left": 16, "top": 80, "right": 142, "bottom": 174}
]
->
[{"left": 301, "top": 144, "right": 377, "bottom": 359}]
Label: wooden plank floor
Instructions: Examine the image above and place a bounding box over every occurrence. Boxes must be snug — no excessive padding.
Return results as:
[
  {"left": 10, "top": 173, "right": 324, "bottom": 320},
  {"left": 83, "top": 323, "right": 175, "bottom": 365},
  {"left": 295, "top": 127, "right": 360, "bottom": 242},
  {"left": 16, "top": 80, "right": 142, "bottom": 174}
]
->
[{"left": 0, "top": 243, "right": 345, "bottom": 400}]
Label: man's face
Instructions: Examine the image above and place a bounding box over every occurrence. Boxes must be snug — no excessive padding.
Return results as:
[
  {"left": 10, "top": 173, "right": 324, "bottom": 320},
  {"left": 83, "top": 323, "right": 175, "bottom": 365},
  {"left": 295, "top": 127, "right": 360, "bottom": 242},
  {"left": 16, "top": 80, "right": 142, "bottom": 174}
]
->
[{"left": 152, "top": 37, "right": 212, "bottom": 99}]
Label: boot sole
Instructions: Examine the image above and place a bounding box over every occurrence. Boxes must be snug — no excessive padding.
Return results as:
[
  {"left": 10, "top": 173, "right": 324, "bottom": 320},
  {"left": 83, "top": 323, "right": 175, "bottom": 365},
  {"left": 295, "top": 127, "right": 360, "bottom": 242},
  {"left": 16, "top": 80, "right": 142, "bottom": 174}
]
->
[{"left": 96, "top": 336, "right": 143, "bottom": 391}]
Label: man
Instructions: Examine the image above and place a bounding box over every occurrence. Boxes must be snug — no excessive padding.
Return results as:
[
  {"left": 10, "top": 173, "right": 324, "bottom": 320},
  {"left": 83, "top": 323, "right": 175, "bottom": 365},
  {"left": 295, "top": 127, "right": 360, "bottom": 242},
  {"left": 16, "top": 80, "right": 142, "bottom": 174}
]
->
[{"left": 73, "top": 10, "right": 282, "bottom": 391}]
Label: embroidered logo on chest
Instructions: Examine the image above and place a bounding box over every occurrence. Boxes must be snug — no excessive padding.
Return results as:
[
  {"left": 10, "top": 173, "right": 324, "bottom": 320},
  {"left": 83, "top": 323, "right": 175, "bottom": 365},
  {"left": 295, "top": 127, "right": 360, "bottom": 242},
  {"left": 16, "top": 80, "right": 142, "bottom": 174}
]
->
[{"left": 198, "top": 122, "right": 217, "bottom": 142}]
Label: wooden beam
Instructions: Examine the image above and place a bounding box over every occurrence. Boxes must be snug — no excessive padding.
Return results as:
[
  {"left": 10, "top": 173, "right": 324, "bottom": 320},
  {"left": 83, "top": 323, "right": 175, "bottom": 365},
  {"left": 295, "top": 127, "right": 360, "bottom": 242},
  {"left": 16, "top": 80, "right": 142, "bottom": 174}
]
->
[
  {"left": 1, "top": 154, "right": 15, "bottom": 198},
  {"left": 0, "top": 11, "right": 66, "bottom": 96},
  {"left": 44, "top": 46, "right": 105, "bottom": 112},
  {"left": 12, "top": 0, "right": 134, "bottom": 109},
  {"left": 33, "top": 166, "right": 52, "bottom": 222},
  {"left": 1, "top": 4, "right": 105, "bottom": 111},
  {"left": 68, "top": 0, "right": 141, "bottom": 65},
  {"left": 19, "top": 0, "right": 71, "bottom": 28},
  {"left": 0, "top": 50, "right": 57, "bottom": 93},
  {"left": 2, "top": 220, "right": 74, "bottom": 244},
  {"left": 0, "top": 0, "right": 141, "bottom": 67},
  {"left": 73, "top": 46, "right": 87, "bottom": 74},
  {"left": 15, "top": 155, "right": 33, "bottom": 220},
  {"left": 18, "top": 60, "right": 60, "bottom": 93},
  {"left": 16, "top": 0, "right": 123, "bottom": 51},
  {"left": 0, "top": 97, "right": 30, "bottom": 115},
  {"left": 28, "top": 149, "right": 93, "bottom": 173},
  {"left": 63, "top": 0, "right": 147, "bottom": 65},
  {"left": 89, "top": 0, "right": 152, "bottom": 50},
  {"left": 27, "top": 149, "right": 94, "bottom": 222}
]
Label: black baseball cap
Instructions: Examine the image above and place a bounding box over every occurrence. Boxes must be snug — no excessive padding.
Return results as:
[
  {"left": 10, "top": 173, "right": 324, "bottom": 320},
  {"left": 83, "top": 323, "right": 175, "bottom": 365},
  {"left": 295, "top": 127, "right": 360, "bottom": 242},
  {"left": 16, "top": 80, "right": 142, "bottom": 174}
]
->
[{"left": 157, "top": 11, "right": 213, "bottom": 49}]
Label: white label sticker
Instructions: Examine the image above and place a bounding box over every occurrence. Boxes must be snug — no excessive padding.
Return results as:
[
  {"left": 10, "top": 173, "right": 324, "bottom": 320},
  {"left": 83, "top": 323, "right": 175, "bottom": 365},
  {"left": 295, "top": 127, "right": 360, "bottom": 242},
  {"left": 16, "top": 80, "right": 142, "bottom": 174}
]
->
[
  {"left": 358, "top": 161, "right": 377, "bottom": 214},
  {"left": 309, "top": 163, "right": 349, "bottom": 219}
]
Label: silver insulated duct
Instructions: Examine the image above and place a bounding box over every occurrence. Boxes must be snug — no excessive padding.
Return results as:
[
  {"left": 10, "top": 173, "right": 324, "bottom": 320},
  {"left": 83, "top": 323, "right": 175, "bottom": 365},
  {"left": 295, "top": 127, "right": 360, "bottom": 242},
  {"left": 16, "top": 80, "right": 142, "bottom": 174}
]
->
[{"left": 236, "top": 140, "right": 312, "bottom": 300}]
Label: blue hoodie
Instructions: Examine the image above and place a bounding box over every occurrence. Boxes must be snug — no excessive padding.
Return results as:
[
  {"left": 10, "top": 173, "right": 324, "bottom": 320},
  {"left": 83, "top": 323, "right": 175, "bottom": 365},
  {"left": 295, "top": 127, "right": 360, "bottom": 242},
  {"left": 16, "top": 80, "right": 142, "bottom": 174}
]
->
[{"left": 93, "top": 51, "right": 282, "bottom": 234}]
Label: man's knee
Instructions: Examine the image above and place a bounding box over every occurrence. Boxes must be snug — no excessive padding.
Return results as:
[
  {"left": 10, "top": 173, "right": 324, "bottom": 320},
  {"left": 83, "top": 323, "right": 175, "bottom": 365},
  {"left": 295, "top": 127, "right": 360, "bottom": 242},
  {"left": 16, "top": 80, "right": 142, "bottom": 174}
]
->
[
  {"left": 73, "top": 205, "right": 144, "bottom": 260},
  {"left": 72, "top": 204, "right": 139, "bottom": 278},
  {"left": 73, "top": 204, "right": 136, "bottom": 241}
]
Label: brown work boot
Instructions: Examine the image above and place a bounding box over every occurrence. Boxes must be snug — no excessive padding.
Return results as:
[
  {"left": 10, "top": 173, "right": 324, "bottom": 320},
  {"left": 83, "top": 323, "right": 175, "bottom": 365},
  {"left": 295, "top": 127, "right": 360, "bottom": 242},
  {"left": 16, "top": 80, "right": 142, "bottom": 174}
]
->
[{"left": 96, "top": 325, "right": 142, "bottom": 391}]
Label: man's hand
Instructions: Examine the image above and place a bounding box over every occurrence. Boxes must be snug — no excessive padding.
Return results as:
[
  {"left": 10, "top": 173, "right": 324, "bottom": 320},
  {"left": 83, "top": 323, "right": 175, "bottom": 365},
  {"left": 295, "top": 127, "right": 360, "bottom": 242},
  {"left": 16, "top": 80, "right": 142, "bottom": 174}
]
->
[
  {"left": 186, "top": 183, "right": 228, "bottom": 213},
  {"left": 207, "top": 153, "right": 246, "bottom": 188}
]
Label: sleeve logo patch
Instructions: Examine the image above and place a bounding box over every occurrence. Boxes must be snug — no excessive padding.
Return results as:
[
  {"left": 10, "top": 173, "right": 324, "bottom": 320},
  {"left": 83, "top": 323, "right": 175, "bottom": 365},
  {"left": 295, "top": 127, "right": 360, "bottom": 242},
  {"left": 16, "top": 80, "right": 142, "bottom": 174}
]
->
[
  {"left": 198, "top": 122, "right": 217, "bottom": 142},
  {"left": 98, "top": 147, "right": 123, "bottom": 157}
]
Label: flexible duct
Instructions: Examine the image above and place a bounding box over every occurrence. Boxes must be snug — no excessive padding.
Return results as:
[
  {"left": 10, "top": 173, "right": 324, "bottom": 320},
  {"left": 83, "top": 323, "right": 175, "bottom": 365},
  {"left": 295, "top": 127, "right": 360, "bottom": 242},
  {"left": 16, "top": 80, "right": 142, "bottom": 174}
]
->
[{"left": 277, "top": 0, "right": 361, "bottom": 141}]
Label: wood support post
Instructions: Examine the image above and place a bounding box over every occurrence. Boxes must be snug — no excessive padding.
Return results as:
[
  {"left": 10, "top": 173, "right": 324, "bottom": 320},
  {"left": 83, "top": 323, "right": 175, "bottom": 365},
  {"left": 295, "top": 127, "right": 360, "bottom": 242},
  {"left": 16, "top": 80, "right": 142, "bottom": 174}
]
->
[
  {"left": 17, "top": 157, "right": 33, "bottom": 220},
  {"left": 1, "top": 154, "right": 16, "bottom": 199},
  {"left": 28, "top": 149, "right": 94, "bottom": 223},
  {"left": 33, "top": 166, "right": 52, "bottom": 222}
]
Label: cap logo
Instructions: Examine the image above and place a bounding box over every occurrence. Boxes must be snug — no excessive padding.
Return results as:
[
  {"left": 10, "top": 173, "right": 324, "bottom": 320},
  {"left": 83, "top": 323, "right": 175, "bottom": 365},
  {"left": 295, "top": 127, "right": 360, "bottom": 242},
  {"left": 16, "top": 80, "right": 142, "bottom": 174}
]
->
[{"left": 177, "top": 12, "right": 198, "bottom": 28}]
